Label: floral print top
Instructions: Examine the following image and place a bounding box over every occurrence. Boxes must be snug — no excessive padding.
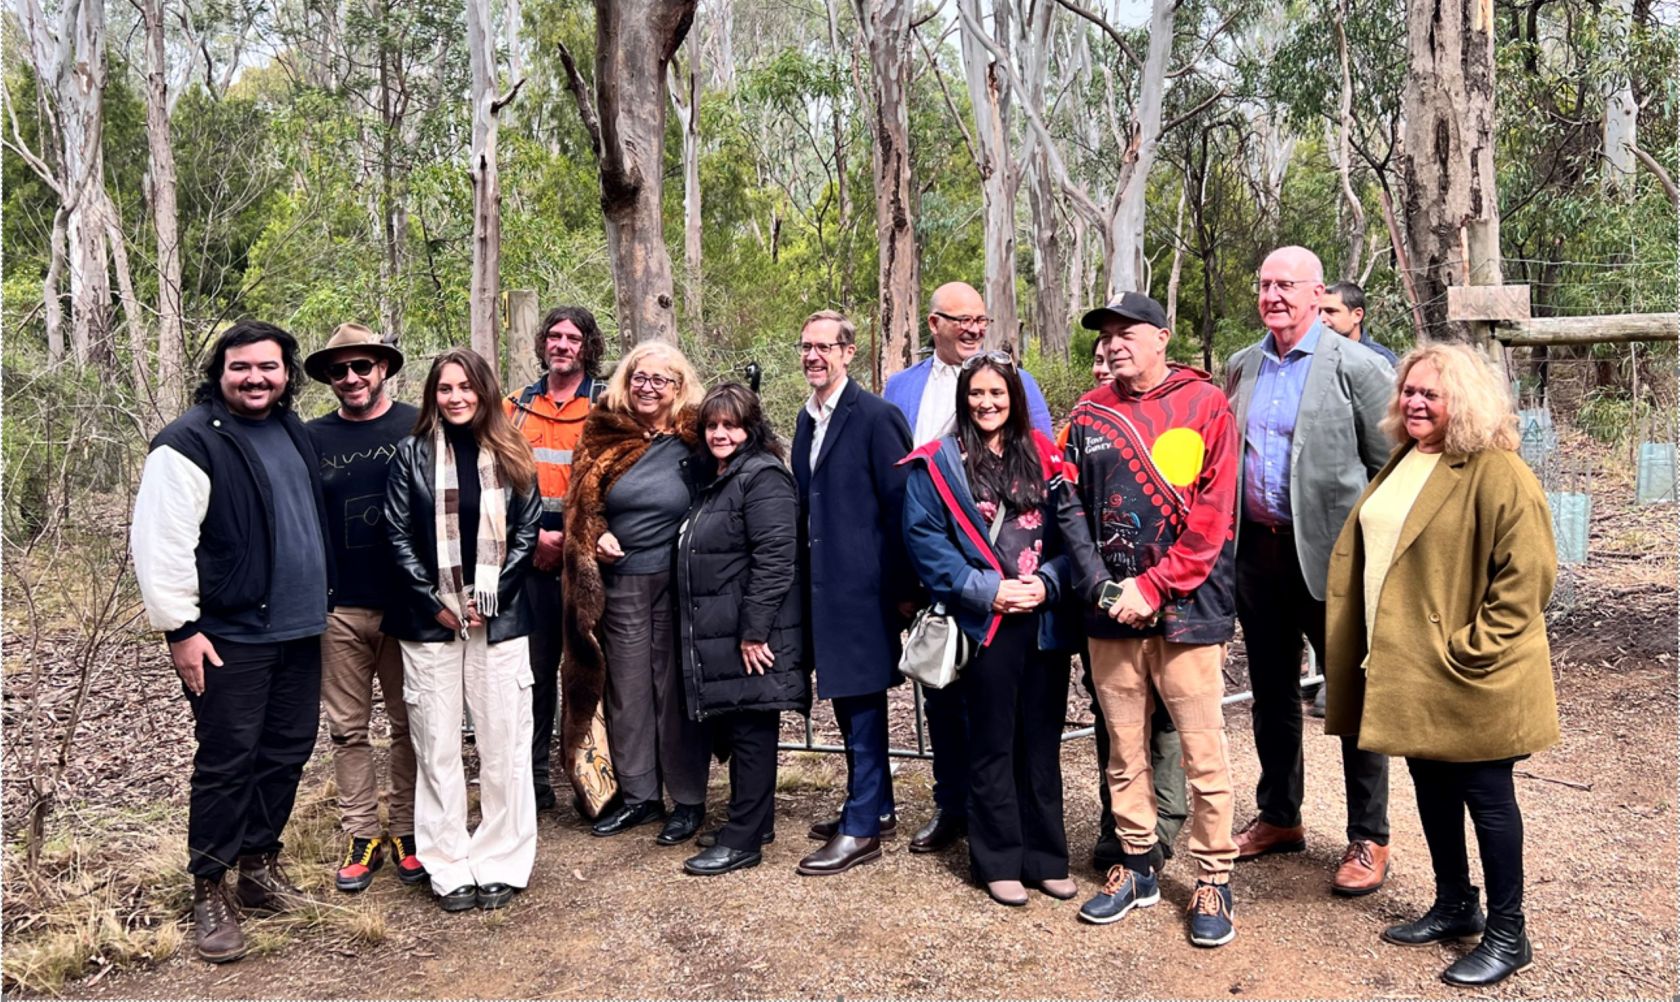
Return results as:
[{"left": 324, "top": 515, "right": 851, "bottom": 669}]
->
[{"left": 974, "top": 481, "right": 1047, "bottom": 580}]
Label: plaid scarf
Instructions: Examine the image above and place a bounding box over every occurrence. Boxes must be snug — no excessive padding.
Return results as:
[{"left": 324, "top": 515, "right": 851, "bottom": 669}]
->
[{"left": 433, "top": 423, "right": 509, "bottom": 631}]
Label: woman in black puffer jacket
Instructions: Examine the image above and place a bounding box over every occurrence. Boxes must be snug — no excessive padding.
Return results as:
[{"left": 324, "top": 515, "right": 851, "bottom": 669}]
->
[{"left": 675, "top": 383, "right": 808, "bottom": 876}]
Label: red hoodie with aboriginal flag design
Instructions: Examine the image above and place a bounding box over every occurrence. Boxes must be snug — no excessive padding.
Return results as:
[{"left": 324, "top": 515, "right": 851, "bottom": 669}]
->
[{"left": 1062, "top": 363, "right": 1239, "bottom": 645}]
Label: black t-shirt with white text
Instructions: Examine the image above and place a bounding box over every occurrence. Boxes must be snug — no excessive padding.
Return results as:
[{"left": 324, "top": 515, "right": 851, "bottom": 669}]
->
[{"left": 308, "top": 402, "right": 420, "bottom": 609}]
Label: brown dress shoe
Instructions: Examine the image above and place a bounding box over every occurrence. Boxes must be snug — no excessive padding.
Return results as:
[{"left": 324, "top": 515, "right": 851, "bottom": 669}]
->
[
  {"left": 1233, "top": 818, "right": 1307, "bottom": 860},
  {"left": 1332, "top": 840, "right": 1390, "bottom": 896},
  {"left": 192, "top": 876, "right": 247, "bottom": 963},
  {"left": 235, "top": 852, "right": 313, "bottom": 914},
  {"left": 806, "top": 811, "right": 897, "bottom": 841},
  {"left": 796, "top": 834, "right": 882, "bottom": 876}
]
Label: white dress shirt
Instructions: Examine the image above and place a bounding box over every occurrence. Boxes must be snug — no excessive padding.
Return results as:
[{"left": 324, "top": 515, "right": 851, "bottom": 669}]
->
[
  {"left": 805, "top": 374, "right": 849, "bottom": 468},
  {"left": 913, "top": 358, "right": 961, "bottom": 445}
]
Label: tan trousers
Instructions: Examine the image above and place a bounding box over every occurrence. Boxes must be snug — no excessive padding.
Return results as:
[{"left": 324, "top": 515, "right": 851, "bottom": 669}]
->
[
  {"left": 401, "top": 633, "right": 536, "bottom": 894},
  {"left": 1089, "top": 636, "right": 1238, "bottom": 881},
  {"left": 321, "top": 607, "right": 415, "bottom": 837}
]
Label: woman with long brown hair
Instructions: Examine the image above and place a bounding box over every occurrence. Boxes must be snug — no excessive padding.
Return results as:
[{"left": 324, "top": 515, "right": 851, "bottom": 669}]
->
[{"left": 384, "top": 348, "right": 542, "bottom": 912}]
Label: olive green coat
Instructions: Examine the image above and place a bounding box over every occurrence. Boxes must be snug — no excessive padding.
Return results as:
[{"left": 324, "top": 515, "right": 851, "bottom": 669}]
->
[{"left": 1323, "top": 444, "right": 1559, "bottom": 762}]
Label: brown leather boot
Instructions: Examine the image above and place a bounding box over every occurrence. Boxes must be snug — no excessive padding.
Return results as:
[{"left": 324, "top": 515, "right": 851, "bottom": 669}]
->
[
  {"left": 192, "top": 876, "right": 247, "bottom": 963},
  {"left": 235, "top": 851, "right": 313, "bottom": 914}
]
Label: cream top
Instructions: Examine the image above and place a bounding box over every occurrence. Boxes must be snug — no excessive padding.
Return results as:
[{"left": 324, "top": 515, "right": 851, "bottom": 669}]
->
[{"left": 1358, "top": 448, "right": 1442, "bottom": 648}]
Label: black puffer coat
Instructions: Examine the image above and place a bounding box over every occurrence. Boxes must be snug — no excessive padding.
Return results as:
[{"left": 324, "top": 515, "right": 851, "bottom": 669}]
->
[{"left": 676, "top": 448, "right": 809, "bottom": 720}]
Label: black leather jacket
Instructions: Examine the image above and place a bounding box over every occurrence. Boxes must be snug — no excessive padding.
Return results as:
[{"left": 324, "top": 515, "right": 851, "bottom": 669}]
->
[{"left": 382, "top": 433, "right": 541, "bottom": 643}]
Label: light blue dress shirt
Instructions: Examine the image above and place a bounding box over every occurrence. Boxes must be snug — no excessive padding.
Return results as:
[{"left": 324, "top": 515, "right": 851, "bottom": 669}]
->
[{"left": 1242, "top": 320, "right": 1324, "bottom": 526}]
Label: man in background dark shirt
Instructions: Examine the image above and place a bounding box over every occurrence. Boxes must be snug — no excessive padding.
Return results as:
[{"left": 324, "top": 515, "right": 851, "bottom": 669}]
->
[{"left": 304, "top": 324, "right": 425, "bottom": 894}]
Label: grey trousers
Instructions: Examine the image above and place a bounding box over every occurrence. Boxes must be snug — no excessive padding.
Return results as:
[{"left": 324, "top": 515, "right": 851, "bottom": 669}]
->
[{"left": 600, "top": 569, "right": 709, "bottom": 806}]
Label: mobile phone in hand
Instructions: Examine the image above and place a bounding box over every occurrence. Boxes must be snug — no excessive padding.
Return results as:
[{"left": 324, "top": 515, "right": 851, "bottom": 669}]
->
[{"left": 1098, "top": 579, "right": 1124, "bottom": 610}]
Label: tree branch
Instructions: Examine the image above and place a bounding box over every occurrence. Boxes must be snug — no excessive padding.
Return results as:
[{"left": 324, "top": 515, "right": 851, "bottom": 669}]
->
[
  {"left": 913, "top": 26, "right": 980, "bottom": 172},
  {"left": 554, "top": 40, "right": 602, "bottom": 162},
  {"left": 491, "top": 77, "right": 526, "bottom": 116},
  {"left": 1053, "top": 0, "right": 1143, "bottom": 70},
  {"left": 1160, "top": 88, "right": 1226, "bottom": 135},
  {"left": 1626, "top": 142, "right": 1680, "bottom": 209}
]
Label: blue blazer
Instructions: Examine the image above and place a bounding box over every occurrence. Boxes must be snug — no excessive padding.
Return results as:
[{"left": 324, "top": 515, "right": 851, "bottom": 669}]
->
[
  {"left": 883, "top": 356, "right": 1055, "bottom": 440},
  {"left": 899, "top": 432, "right": 1102, "bottom": 654},
  {"left": 792, "top": 379, "right": 916, "bottom": 699}
]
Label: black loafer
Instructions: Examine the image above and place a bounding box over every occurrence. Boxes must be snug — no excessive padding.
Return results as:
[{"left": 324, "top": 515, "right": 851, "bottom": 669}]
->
[
  {"left": 477, "top": 882, "right": 519, "bottom": 910},
  {"left": 438, "top": 884, "right": 478, "bottom": 912},
  {"left": 698, "top": 828, "right": 775, "bottom": 849},
  {"left": 683, "top": 844, "right": 763, "bottom": 876},
  {"left": 909, "top": 809, "right": 967, "bottom": 853},
  {"left": 655, "top": 803, "right": 706, "bottom": 846},
  {"left": 591, "top": 800, "right": 666, "bottom": 837}
]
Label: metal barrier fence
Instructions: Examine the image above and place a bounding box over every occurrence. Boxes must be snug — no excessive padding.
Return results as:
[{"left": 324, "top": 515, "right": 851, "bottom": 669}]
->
[{"left": 777, "top": 649, "right": 1323, "bottom": 759}]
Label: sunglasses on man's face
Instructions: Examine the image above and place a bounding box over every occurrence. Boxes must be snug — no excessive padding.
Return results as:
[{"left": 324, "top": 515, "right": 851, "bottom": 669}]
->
[{"left": 328, "top": 358, "right": 378, "bottom": 381}]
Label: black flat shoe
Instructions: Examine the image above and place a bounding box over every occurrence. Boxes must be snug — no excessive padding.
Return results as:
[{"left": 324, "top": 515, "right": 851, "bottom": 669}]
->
[
  {"left": 683, "top": 844, "right": 763, "bottom": 876},
  {"left": 909, "top": 808, "right": 967, "bottom": 853},
  {"left": 1441, "top": 914, "right": 1533, "bottom": 987},
  {"left": 591, "top": 800, "right": 666, "bottom": 837},
  {"left": 477, "top": 882, "right": 520, "bottom": 910},
  {"left": 1382, "top": 895, "right": 1485, "bottom": 947},
  {"left": 437, "top": 884, "right": 478, "bottom": 912},
  {"left": 698, "top": 828, "right": 775, "bottom": 849},
  {"left": 655, "top": 803, "right": 705, "bottom": 846}
]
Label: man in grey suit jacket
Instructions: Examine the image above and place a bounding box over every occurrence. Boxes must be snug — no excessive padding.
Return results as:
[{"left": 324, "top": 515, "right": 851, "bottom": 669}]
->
[{"left": 1223, "top": 246, "right": 1396, "bottom": 897}]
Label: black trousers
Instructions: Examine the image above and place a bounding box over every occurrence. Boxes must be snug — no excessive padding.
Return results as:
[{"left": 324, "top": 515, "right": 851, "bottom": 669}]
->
[
  {"left": 713, "top": 710, "right": 780, "bottom": 851},
  {"left": 965, "top": 616, "right": 1070, "bottom": 884},
  {"left": 526, "top": 571, "right": 563, "bottom": 795},
  {"left": 184, "top": 634, "right": 322, "bottom": 880},
  {"left": 1235, "top": 523, "right": 1389, "bottom": 843},
  {"left": 923, "top": 676, "right": 969, "bottom": 816},
  {"left": 1408, "top": 756, "right": 1526, "bottom": 918}
]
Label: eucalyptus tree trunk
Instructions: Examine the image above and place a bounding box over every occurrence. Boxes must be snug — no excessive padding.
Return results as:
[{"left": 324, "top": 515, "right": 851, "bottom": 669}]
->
[
  {"left": 140, "top": 0, "right": 184, "bottom": 427},
  {"left": 1103, "top": 0, "right": 1173, "bottom": 296},
  {"left": 855, "top": 0, "right": 919, "bottom": 380},
  {"left": 466, "top": 0, "right": 510, "bottom": 364},
  {"left": 1601, "top": 0, "right": 1638, "bottom": 194},
  {"left": 669, "top": 32, "right": 703, "bottom": 336},
  {"left": 1400, "top": 0, "right": 1501, "bottom": 339},
  {"left": 1019, "top": 0, "right": 1067, "bottom": 359},
  {"left": 958, "top": 0, "right": 1018, "bottom": 353},
  {"left": 1332, "top": 0, "right": 1365, "bottom": 280},
  {"left": 559, "top": 0, "right": 696, "bottom": 346}
]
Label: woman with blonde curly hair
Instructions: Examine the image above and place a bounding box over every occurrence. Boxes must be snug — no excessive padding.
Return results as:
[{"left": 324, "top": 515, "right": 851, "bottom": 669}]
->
[
  {"left": 561, "top": 342, "right": 713, "bottom": 844},
  {"left": 1322, "top": 343, "right": 1556, "bottom": 987}
]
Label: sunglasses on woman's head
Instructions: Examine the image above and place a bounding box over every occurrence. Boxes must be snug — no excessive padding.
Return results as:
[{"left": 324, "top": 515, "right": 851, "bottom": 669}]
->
[
  {"left": 327, "top": 359, "right": 377, "bottom": 381},
  {"left": 960, "top": 350, "right": 1015, "bottom": 371}
]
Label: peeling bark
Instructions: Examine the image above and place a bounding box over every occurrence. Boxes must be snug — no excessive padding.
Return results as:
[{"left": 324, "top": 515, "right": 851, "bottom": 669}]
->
[{"left": 856, "top": 0, "right": 919, "bottom": 381}]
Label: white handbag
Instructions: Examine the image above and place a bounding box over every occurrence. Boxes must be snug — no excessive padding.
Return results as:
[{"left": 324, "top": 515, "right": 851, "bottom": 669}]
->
[{"left": 898, "top": 504, "right": 1007, "bottom": 689}]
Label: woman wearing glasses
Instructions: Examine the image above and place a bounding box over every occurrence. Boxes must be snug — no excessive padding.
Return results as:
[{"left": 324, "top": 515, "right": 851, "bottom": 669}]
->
[
  {"left": 563, "top": 342, "right": 711, "bottom": 845},
  {"left": 900, "top": 352, "right": 1103, "bottom": 907}
]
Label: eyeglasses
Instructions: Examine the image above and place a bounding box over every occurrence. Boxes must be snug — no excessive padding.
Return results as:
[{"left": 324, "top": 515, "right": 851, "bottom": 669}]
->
[
  {"left": 796, "top": 341, "right": 847, "bottom": 357},
  {"left": 934, "top": 311, "right": 992, "bottom": 330},
  {"left": 960, "top": 350, "right": 1016, "bottom": 371},
  {"left": 1254, "top": 279, "right": 1308, "bottom": 294},
  {"left": 327, "top": 359, "right": 377, "bottom": 381},
  {"left": 629, "top": 372, "right": 674, "bottom": 390}
]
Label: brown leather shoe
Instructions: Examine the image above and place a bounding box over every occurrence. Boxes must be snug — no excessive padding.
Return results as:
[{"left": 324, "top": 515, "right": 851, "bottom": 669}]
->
[
  {"left": 235, "top": 852, "right": 313, "bottom": 914},
  {"left": 192, "top": 876, "right": 247, "bottom": 963},
  {"left": 1233, "top": 818, "right": 1307, "bottom": 861},
  {"left": 806, "top": 811, "right": 897, "bottom": 841},
  {"left": 1332, "top": 839, "right": 1390, "bottom": 896},
  {"left": 796, "top": 834, "right": 882, "bottom": 876}
]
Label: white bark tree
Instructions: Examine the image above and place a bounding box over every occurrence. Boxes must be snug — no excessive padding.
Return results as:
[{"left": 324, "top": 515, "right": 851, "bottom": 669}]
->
[
  {"left": 1600, "top": 0, "right": 1638, "bottom": 194},
  {"left": 137, "top": 0, "right": 184, "bottom": 429},
  {"left": 466, "top": 0, "right": 521, "bottom": 364},
  {"left": 958, "top": 0, "right": 1018, "bottom": 352},
  {"left": 669, "top": 31, "right": 703, "bottom": 336}
]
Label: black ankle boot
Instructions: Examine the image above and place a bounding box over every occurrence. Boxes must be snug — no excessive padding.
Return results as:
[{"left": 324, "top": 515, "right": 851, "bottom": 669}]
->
[
  {"left": 1382, "top": 891, "right": 1486, "bottom": 946},
  {"left": 1442, "top": 913, "right": 1532, "bottom": 987}
]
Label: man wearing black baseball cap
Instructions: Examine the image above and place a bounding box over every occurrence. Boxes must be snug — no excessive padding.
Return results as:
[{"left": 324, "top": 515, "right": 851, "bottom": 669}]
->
[{"left": 1064, "top": 291, "right": 1241, "bottom": 947}]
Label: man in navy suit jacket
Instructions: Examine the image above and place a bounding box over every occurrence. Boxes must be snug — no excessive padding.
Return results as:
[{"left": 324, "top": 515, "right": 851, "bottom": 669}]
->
[
  {"left": 791, "top": 309, "right": 916, "bottom": 876},
  {"left": 881, "top": 281, "right": 1053, "bottom": 854}
]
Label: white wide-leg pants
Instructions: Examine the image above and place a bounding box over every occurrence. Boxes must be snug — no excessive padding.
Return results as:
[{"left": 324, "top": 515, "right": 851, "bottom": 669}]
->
[{"left": 401, "top": 633, "right": 536, "bottom": 895}]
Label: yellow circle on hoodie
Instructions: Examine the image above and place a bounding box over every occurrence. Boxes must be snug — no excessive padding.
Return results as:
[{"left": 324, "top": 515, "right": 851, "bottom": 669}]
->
[{"left": 1152, "top": 427, "right": 1206, "bottom": 487}]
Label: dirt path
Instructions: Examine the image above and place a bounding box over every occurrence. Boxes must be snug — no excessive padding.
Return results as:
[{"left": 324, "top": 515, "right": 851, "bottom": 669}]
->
[{"left": 54, "top": 645, "right": 1677, "bottom": 1000}]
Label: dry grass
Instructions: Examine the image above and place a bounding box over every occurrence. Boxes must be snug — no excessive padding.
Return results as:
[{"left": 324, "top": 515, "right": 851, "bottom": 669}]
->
[{"left": 1, "top": 776, "right": 386, "bottom": 995}]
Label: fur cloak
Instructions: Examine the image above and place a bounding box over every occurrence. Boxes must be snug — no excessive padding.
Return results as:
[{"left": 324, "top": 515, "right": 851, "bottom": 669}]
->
[{"left": 560, "top": 404, "right": 700, "bottom": 814}]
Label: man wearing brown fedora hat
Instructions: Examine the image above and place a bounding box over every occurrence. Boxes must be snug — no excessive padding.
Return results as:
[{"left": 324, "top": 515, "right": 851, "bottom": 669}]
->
[{"left": 304, "top": 323, "right": 426, "bottom": 893}]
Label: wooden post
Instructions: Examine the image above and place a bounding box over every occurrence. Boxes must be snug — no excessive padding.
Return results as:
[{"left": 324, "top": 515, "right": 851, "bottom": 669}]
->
[
  {"left": 503, "top": 289, "right": 541, "bottom": 393},
  {"left": 1448, "top": 281, "right": 1527, "bottom": 384}
]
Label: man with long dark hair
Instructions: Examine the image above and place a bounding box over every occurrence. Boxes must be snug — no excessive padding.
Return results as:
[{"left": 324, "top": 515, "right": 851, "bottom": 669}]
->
[
  {"left": 132, "top": 320, "right": 335, "bottom": 963},
  {"left": 504, "top": 304, "right": 605, "bottom": 811}
]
